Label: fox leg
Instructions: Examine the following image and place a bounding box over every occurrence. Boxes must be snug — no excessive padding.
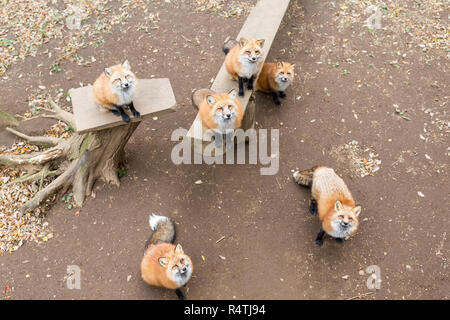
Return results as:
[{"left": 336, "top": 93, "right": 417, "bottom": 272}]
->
[
  {"left": 315, "top": 229, "right": 325, "bottom": 246},
  {"left": 175, "top": 289, "right": 186, "bottom": 300},
  {"left": 128, "top": 102, "right": 140, "bottom": 118},
  {"left": 309, "top": 198, "right": 318, "bottom": 215},
  {"left": 279, "top": 91, "right": 287, "bottom": 98},
  {"left": 247, "top": 75, "right": 254, "bottom": 90},
  {"left": 238, "top": 76, "right": 244, "bottom": 96},
  {"left": 335, "top": 238, "right": 344, "bottom": 243},
  {"left": 213, "top": 132, "right": 223, "bottom": 148},
  {"left": 114, "top": 105, "right": 130, "bottom": 123},
  {"left": 272, "top": 92, "right": 281, "bottom": 106},
  {"left": 225, "top": 131, "right": 235, "bottom": 150}
]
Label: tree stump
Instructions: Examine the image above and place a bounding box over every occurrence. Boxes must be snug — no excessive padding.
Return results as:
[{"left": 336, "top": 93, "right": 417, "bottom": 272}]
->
[{"left": 0, "top": 78, "right": 176, "bottom": 213}]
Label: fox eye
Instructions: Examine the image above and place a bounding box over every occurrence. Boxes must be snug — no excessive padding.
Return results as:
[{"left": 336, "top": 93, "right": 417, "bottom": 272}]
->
[
  {"left": 280, "top": 72, "right": 284, "bottom": 75},
  {"left": 217, "top": 107, "right": 223, "bottom": 111},
  {"left": 180, "top": 258, "right": 185, "bottom": 264},
  {"left": 228, "top": 105, "right": 233, "bottom": 110},
  {"left": 245, "top": 51, "right": 251, "bottom": 55},
  {"left": 287, "top": 72, "right": 291, "bottom": 76},
  {"left": 255, "top": 51, "right": 260, "bottom": 55},
  {"left": 339, "top": 215, "right": 344, "bottom": 219},
  {"left": 349, "top": 217, "right": 353, "bottom": 221}
]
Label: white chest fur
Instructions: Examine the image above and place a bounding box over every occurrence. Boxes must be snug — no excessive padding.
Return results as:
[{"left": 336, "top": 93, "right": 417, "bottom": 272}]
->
[
  {"left": 238, "top": 56, "right": 259, "bottom": 79},
  {"left": 275, "top": 78, "right": 291, "bottom": 92},
  {"left": 112, "top": 86, "right": 136, "bottom": 106}
]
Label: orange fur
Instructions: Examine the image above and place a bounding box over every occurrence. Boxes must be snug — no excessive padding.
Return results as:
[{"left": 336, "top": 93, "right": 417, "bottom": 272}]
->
[
  {"left": 92, "top": 62, "right": 138, "bottom": 110},
  {"left": 311, "top": 166, "right": 361, "bottom": 238},
  {"left": 198, "top": 91, "right": 243, "bottom": 131},
  {"left": 140, "top": 243, "right": 193, "bottom": 290},
  {"left": 256, "top": 62, "right": 295, "bottom": 92},
  {"left": 225, "top": 38, "right": 265, "bottom": 80}
]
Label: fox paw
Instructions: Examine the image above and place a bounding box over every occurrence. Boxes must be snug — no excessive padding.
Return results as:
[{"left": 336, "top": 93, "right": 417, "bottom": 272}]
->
[
  {"left": 279, "top": 92, "right": 287, "bottom": 98},
  {"left": 111, "top": 109, "right": 120, "bottom": 116},
  {"left": 238, "top": 89, "right": 244, "bottom": 97},
  {"left": 315, "top": 239, "right": 323, "bottom": 246},
  {"left": 274, "top": 99, "right": 281, "bottom": 106},
  {"left": 335, "top": 238, "right": 344, "bottom": 243},
  {"left": 247, "top": 82, "right": 254, "bottom": 90},
  {"left": 121, "top": 114, "right": 130, "bottom": 123},
  {"left": 132, "top": 110, "right": 141, "bottom": 118}
]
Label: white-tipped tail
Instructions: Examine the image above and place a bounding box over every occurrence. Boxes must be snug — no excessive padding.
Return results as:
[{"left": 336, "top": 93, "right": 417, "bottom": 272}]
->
[
  {"left": 149, "top": 213, "right": 170, "bottom": 231},
  {"left": 293, "top": 170, "right": 300, "bottom": 182}
]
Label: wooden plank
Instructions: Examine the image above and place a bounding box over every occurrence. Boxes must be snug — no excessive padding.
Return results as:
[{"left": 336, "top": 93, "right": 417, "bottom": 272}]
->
[
  {"left": 186, "top": 0, "right": 291, "bottom": 141},
  {"left": 71, "top": 78, "right": 177, "bottom": 134}
]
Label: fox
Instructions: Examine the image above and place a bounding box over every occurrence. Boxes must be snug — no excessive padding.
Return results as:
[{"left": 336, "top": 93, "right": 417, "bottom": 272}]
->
[
  {"left": 255, "top": 61, "right": 295, "bottom": 106},
  {"left": 197, "top": 88, "right": 243, "bottom": 133},
  {"left": 140, "top": 214, "right": 193, "bottom": 300},
  {"left": 196, "top": 88, "right": 243, "bottom": 148},
  {"left": 93, "top": 60, "right": 140, "bottom": 123},
  {"left": 293, "top": 166, "right": 362, "bottom": 246},
  {"left": 223, "top": 37, "right": 265, "bottom": 97}
]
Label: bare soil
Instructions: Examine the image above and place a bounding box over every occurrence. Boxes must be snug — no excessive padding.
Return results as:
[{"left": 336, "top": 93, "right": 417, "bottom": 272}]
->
[{"left": 1, "top": 0, "right": 448, "bottom": 299}]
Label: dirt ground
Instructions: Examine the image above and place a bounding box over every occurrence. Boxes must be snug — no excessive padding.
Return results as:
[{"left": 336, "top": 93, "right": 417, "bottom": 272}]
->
[{"left": 1, "top": 0, "right": 448, "bottom": 300}]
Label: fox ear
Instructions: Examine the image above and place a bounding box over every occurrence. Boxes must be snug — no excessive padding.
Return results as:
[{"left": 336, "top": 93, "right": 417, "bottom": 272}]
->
[
  {"left": 291, "top": 63, "right": 296, "bottom": 69},
  {"left": 334, "top": 200, "right": 343, "bottom": 212},
  {"left": 257, "top": 39, "right": 265, "bottom": 48},
  {"left": 122, "top": 60, "right": 131, "bottom": 70},
  {"left": 239, "top": 38, "right": 247, "bottom": 47},
  {"left": 353, "top": 206, "right": 362, "bottom": 217},
  {"left": 104, "top": 68, "right": 112, "bottom": 76},
  {"left": 277, "top": 61, "right": 283, "bottom": 68},
  {"left": 158, "top": 257, "right": 168, "bottom": 267},
  {"left": 175, "top": 244, "right": 183, "bottom": 253},
  {"left": 228, "top": 89, "right": 237, "bottom": 99},
  {"left": 206, "top": 95, "right": 216, "bottom": 107}
]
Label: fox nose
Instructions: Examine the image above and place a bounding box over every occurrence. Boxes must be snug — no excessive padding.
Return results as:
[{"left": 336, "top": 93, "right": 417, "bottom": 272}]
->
[
  {"left": 182, "top": 267, "right": 187, "bottom": 273},
  {"left": 226, "top": 114, "right": 232, "bottom": 119},
  {"left": 123, "top": 82, "right": 129, "bottom": 87},
  {"left": 342, "top": 222, "right": 349, "bottom": 227}
]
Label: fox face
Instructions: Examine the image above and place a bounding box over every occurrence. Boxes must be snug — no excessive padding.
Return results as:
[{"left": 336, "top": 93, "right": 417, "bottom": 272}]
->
[
  {"left": 328, "top": 201, "right": 361, "bottom": 239},
  {"left": 105, "top": 60, "right": 137, "bottom": 105},
  {"left": 274, "top": 62, "right": 295, "bottom": 91},
  {"left": 206, "top": 89, "right": 241, "bottom": 132},
  {"left": 238, "top": 38, "right": 265, "bottom": 63},
  {"left": 158, "top": 244, "right": 193, "bottom": 288}
]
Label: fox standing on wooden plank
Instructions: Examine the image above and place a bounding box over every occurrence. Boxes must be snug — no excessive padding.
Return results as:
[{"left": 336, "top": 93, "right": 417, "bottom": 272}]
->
[
  {"left": 256, "top": 61, "right": 295, "bottom": 106},
  {"left": 93, "top": 60, "right": 140, "bottom": 123},
  {"left": 293, "top": 166, "right": 362, "bottom": 246},
  {"left": 140, "top": 214, "right": 193, "bottom": 300},
  {"left": 223, "top": 37, "right": 265, "bottom": 96},
  {"left": 195, "top": 88, "right": 243, "bottom": 134}
]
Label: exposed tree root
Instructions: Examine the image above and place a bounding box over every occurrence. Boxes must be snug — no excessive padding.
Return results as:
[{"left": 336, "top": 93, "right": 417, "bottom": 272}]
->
[{"left": 1, "top": 100, "right": 140, "bottom": 213}]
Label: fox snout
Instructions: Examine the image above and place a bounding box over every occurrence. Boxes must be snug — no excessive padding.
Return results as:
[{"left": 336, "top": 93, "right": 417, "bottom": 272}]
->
[
  {"left": 341, "top": 221, "right": 350, "bottom": 228},
  {"left": 247, "top": 56, "right": 259, "bottom": 63}
]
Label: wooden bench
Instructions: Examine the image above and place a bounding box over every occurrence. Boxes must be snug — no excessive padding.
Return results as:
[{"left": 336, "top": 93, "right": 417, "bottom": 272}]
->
[
  {"left": 71, "top": 78, "right": 177, "bottom": 134},
  {"left": 65, "top": 78, "right": 176, "bottom": 205},
  {"left": 186, "top": 0, "right": 291, "bottom": 155}
]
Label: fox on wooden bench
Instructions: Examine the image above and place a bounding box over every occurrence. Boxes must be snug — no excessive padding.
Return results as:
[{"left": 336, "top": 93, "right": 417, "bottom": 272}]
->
[
  {"left": 66, "top": 60, "right": 177, "bottom": 206},
  {"left": 186, "top": 0, "right": 292, "bottom": 156}
]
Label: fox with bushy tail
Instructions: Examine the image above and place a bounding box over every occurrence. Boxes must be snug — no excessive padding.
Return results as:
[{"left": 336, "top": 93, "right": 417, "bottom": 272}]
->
[
  {"left": 140, "top": 214, "right": 193, "bottom": 300},
  {"left": 293, "top": 166, "right": 362, "bottom": 246}
]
